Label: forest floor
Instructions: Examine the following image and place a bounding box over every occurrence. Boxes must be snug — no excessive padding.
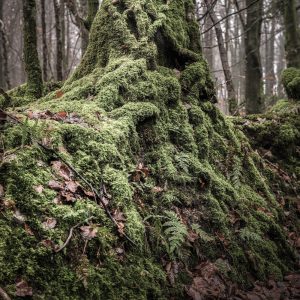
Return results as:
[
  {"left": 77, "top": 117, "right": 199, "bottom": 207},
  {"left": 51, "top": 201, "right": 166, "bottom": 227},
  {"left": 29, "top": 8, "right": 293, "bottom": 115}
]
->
[{"left": 187, "top": 100, "right": 300, "bottom": 299}]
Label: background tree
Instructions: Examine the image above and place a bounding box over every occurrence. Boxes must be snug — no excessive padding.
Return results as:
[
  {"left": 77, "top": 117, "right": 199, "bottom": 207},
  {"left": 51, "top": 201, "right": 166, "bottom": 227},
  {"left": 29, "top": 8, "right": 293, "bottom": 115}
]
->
[
  {"left": 204, "top": 0, "right": 237, "bottom": 114},
  {"left": 244, "top": 0, "right": 264, "bottom": 114},
  {"left": 283, "top": 0, "right": 300, "bottom": 68},
  {"left": 23, "top": 0, "right": 43, "bottom": 98}
]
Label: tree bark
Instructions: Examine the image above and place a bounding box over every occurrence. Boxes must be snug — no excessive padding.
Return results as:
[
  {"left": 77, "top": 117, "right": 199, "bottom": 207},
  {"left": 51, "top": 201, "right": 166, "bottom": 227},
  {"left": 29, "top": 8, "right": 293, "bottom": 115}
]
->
[
  {"left": 40, "top": 0, "right": 48, "bottom": 81},
  {"left": 205, "top": 0, "right": 237, "bottom": 114},
  {"left": 64, "top": 0, "right": 99, "bottom": 55},
  {"left": 283, "top": 0, "right": 300, "bottom": 68},
  {"left": 265, "top": 14, "right": 275, "bottom": 98},
  {"left": 245, "top": 0, "right": 263, "bottom": 114},
  {"left": 0, "top": 0, "right": 4, "bottom": 89},
  {"left": 23, "top": 0, "right": 43, "bottom": 98},
  {"left": 53, "top": 0, "right": 63, "bottom": 81}
]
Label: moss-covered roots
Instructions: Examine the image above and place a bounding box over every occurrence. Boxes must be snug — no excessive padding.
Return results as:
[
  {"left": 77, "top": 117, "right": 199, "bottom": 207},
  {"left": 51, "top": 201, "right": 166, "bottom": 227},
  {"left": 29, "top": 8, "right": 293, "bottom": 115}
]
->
[{"left": 0, "top": 0, "right": 297, "bottom": 299}]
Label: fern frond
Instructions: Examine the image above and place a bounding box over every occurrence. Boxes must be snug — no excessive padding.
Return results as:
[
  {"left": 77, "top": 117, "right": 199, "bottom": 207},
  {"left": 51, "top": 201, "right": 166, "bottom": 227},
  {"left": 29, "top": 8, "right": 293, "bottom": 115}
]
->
[{"left": 163, "top": 211, "right": 187, "bottom": 256}]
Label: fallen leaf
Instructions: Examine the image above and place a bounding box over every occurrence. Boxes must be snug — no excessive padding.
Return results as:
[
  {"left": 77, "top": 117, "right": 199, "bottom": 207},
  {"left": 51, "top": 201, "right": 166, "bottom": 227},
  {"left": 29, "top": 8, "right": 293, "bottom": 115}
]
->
[
  {"left": 55, "top": 111, "right": 68, "bottom": 120},
  {"left": 61, "top": 191, "right": 76, "bottom": 203},
  {"left": 55, "top": 90, "right": 64, "bottom": 99},
  {"left": 13, "top": 209, "right": 26, "bottom": 224},
  {"left": 42, "top": 218, "right": 57, "bottom": 230},
  {"left": 0, "top": 184, "right": 4, "bottom": 198},
  {"left": 65, "top": 181, "right": 79, "bottom": 193},
  {"left": 52, "top": 161, "right": 72, "bottom": 181},
  {"left": 115, "top": 247, "right": 124, "bottom": 255},
  {"left": 3, "top": 199, "right": 15, "bottom": 209},
  {"left": 48, "top": 180, "right": 64, "bottom": 191},
  {"left": 34, "top": 185, "right": 44, "bottom": 194},
  {"left": 80, "top": 226, "right": 98, "bottom": 240},
  {"left": 113, "top": 210, "right": 126, "bottom": 222},
  {"left": 40, "top": 239, "right": 55, "bottom": 249},
  {"left": 24, "top": 223, "right": 34, "bottom": 236},
  {"left": 15, "top": 280, "right": 33, "bottom": 297},
  {"left": 152, "top": 186, "right": 164, "bottom": 193}
]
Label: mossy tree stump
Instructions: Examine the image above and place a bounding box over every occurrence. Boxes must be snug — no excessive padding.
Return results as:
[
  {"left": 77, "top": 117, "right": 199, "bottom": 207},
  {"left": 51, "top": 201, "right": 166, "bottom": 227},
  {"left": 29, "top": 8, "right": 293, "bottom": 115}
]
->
[{"left": 0, "top": 1, "right": 297, "bottom": 298}]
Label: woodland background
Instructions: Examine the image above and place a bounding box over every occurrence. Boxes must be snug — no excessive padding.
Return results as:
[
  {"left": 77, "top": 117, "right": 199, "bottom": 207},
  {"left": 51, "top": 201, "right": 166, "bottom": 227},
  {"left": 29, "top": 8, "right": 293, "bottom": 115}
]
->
[{"left": 0, "top": 0, "right": 300, "bottom": 114}]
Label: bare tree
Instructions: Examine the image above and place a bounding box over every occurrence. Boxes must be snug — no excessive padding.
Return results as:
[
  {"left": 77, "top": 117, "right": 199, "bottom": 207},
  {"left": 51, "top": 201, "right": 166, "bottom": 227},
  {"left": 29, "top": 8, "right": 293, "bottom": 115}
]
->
[
  {"left": 204, "top": 0, "right": 237, "bottom": 114},
  {"left": 53, "top": 0, "right": 63, "bottom": 81},
  {"left": 40, "top": 0, "right": 48, "bottom": 81},
  {"left": 245, "top": 0, "right": 264, "bottom": 114},
  {"left": 23, "top": 0, "right": 43, "bottom": 98},
  {"left": 283, "top": 0, "right": 300, "bottom": 68}
]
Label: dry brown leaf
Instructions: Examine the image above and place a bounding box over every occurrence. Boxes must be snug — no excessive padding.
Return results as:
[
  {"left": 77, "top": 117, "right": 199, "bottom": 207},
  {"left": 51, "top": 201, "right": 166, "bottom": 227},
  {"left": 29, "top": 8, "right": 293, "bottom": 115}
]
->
[
  {"left": 40, "top": 239, "right": 55, "bottom": 249},
  {"left": 61, "top": 191, "right": 76, "bottom": 203},
  {"left": 51, "top": 161, "right": 72, "bottom": 181},
  {"left": 24, "top": 223, "right": 34, "bottom": 236},
  {"left": 0, "top": 184, "right": 4, "bottom": 198},
  {"left": 65, "top": 181, "right": 79, "bottom": 193},
  {"left": 15, "top": 280, "right": 33, "bottom": 297},
  {"left": 152, "top": 186, "right": 164, "bottom": 193},
  {"left": 113, "top": 210, "right": 126, "bottom": 222},
  {"left": 42, "top": 218, "right": 57, "bottom": 230},
  {"left": 55, "top": 90, "right": 64, "bottom": 99},
  {"left": 13, "top": 209, "right": 26, "bottom": 224},
  {"left": 80, "top": 226, "right": 98, "bottom": 240},
  {"left": 48, "top": 180, "right": 64, "bottom": 191},
  {"left": 34, "top": 185, "right": 44, "bottom": 194}
]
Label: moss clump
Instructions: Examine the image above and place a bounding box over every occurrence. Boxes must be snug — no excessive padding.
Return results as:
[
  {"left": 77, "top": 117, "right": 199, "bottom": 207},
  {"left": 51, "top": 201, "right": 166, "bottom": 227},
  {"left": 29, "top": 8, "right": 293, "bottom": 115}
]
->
[
  {"left": 282, "top": 67, "right": 300, "bottom": 100},
  {"left": 0, "top": 0, "right": 298, "bottom": 298}
]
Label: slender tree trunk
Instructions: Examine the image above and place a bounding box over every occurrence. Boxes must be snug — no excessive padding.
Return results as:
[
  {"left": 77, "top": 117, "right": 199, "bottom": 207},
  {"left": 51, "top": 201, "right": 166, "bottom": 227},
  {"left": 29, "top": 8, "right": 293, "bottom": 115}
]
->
[
  {"left": 0, "top": 0, "right": 4, "bottom": 89},
  {"left": 53, "top": 0, "right": 63, "bottom": 81},
  {"left": 245, "top": 0, "right": 263, "bottom": 114},
  {"left": 60, "top": 1, "right": 66, "bottom": 77},
  {"left": 64, "top": 0, "right": 99, "bottom": 55},
  {"left": 265, "top": 15, "right": 275, "bottom": 98},
  {"left": 23, "top": 0, "right": 43, "bottom": 98},
  {"left": 205, "top": 0, "right": 237, "bottom": 114},
  {"left": 86, "top": 0, "right": 99, "bottom": 30},
  {"left": 283, "top": 0, "right": 300, "bottom": 68},
  {"left": 40, "top": 0, "right": 48, "bottom": 81}
]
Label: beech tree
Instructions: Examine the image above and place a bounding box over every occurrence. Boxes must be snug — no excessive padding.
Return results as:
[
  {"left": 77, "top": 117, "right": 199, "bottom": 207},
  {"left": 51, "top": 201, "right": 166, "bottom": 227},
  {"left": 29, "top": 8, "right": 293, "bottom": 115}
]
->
[
  {"left": 283, "top": 0, "right": 300, "bottom": 68},
  {"left": 245, "top": 0, "right": 264, "bottom": 114},
  {"left": 23, "top": 0, "right": 43, "bottom": 98}
]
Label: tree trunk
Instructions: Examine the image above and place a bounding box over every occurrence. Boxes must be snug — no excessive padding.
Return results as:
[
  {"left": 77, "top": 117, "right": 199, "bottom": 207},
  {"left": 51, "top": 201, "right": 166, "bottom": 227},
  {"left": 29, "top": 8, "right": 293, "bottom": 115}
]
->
[
  {"left": 23, "top": 0, "right": 43, "bottom": 98},
  {"left": 0, "top": 0, "right": 4, "bottom": 88},
  {"left": 205, "top": 0, "right": 237, "bottom": 114},
  {"left": 245, "top": 0, "right": 263, "bottom": 114},
  {"left": 53, "top": 0, "right": 63, "bottom": 81},
  {"left": 64, "top": 0, "right": 99, "bottom": 55},
  {"left": 283, "top": 0, "right": 300, "bottom": 68},
  {"left": 40, "top": 0, "right": 48, "bottom": 81},
  {"left": 265, "top": 14, "right": 275, "bottom": 99}
]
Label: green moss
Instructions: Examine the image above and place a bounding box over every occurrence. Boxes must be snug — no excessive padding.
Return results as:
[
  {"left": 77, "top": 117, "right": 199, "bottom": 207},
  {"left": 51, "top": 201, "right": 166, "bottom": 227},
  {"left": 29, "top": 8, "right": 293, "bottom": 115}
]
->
[
  {"left": 0, "top": 0, "right": 297, "bottom": 298},
  {"left": 282, "top": 67, "right": 300, "bottom": 100}
]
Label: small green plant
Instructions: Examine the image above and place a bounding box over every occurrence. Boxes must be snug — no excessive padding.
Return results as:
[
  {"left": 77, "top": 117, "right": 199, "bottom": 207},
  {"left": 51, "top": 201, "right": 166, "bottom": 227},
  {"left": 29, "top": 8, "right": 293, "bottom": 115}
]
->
[
  {"left": 163, "top": 211, "right": 187, "bottom": 257},
  {"left": 191, "top": 224, "right": 214, "bottom": 242}
]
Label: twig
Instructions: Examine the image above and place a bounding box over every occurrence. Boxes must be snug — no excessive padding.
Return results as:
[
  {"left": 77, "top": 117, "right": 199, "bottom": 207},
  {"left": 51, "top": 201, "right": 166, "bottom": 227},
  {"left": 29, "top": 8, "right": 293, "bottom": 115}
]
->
[
  {"left": 200, "top": 0, "right": 260, "bottom": 35},
  {"left": 55, "top": 217, "right": 95, "bottom": 253},
  {"left": 0, "top": 287, "right": 11, "bottom": 300}
]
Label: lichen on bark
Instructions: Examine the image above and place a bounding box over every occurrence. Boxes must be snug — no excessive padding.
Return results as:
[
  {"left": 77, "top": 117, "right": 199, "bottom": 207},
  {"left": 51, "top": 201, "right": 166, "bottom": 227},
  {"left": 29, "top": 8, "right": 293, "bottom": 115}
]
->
[{"left": 0, "top": 0, "right": 298, "bottom": 299}]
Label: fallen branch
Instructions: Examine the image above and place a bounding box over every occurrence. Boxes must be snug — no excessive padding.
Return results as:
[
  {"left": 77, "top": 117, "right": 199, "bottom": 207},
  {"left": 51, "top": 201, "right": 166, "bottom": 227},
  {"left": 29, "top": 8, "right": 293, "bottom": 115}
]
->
[
  {"left": 55, "top": 216, "right": 95, "bottom": 253},
  {"left": 0, "top": 287, "right": 11, "bottom": 300}
]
